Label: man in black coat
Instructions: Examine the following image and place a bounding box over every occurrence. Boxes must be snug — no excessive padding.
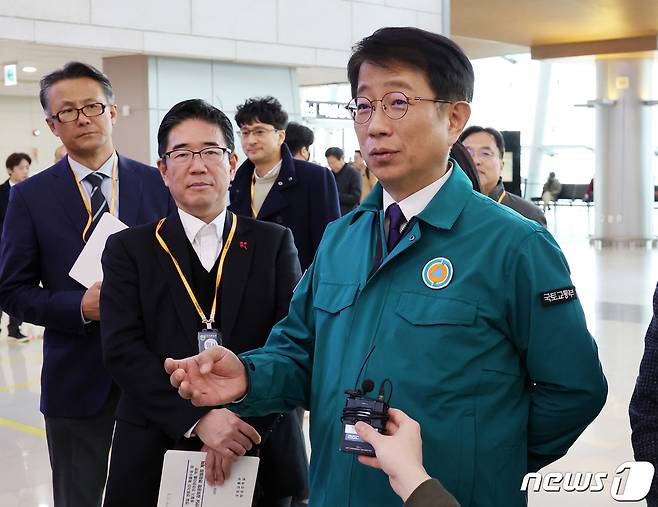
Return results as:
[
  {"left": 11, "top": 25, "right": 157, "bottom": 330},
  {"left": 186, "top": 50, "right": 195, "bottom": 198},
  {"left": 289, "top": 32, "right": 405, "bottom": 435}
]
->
[
  {"left": 100, "top": 99, "right": 308, "bottom": 507},
  {"left": 325, "top": 146, "right": 362, "bottom": 215},
  {"left": 0, "top": 152, "right": 30, "bottom": 341},
  {"left": 229, "top": 96, "right": 340, "bottom": 271}
]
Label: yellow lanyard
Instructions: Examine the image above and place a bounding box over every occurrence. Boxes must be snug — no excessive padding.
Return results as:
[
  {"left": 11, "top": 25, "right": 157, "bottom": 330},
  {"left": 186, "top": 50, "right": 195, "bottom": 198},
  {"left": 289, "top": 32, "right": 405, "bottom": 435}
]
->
[
  {"left": 497, "top": 190, "right": 507, "bottom": 204},
  {"left": 155, "top": 213, "right": 238, "bottom": 329},
  {"left": 250, "top": 173, "right": 257, "bottom": 217},
  {"left": 69, "top": 157, "right": 118, "bottom": 243}
]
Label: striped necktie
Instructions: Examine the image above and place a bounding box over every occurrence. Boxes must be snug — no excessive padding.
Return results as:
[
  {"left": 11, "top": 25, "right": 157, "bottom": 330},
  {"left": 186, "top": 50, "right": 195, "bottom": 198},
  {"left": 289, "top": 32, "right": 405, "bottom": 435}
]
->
[{"left": 85, "top": 172, "right": 109, "bottom": 238}]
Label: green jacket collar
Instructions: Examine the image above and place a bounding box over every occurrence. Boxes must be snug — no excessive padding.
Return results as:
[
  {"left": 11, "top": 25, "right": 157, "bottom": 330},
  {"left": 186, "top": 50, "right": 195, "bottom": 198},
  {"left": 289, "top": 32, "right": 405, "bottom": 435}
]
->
[{"left": 350, "top": 159, "right": 473, "bottom": 231}]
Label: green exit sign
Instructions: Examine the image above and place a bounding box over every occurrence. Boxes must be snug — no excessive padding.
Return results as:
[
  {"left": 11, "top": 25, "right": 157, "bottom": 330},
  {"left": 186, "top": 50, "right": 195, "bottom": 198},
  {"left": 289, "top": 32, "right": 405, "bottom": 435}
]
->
[{"left": 4, "top": 64, "right": 17, "bottom": 86}]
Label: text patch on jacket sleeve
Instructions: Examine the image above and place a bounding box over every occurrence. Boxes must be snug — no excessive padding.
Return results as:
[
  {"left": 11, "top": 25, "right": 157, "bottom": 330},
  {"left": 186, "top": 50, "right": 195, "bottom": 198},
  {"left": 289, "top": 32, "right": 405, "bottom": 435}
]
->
[{"left": 540, "top": 286, "right": 578, "bottom": 306}]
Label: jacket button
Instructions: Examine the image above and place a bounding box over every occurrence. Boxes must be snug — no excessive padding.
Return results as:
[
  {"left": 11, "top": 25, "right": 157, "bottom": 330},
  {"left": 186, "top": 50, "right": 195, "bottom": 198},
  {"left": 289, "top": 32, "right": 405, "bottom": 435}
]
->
[
  {"left": 277, "top": 181, "right": 283, "bottom": 186},
  {"left": 409, "top": 235, "right": 416, "bottom": 241},
  {"left": 288, "top": 177, "right": 293, "bottom": 181}
]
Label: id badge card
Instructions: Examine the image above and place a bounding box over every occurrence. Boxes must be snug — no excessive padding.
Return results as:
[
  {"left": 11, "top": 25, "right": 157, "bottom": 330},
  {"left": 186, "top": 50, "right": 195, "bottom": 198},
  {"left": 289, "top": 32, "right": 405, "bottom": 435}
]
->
[{"left": 198, "top": 329, "right": 222, "bottom": 353}]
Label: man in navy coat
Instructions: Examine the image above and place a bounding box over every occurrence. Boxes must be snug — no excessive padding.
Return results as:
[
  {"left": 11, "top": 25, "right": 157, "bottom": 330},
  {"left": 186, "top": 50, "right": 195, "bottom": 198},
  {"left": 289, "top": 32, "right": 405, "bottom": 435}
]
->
[
  {"left": 0, "top": 62, "right": 173, "bottom": 506},
  {"left": 229, "top": 96, "right": 340, "bottom": 271}
]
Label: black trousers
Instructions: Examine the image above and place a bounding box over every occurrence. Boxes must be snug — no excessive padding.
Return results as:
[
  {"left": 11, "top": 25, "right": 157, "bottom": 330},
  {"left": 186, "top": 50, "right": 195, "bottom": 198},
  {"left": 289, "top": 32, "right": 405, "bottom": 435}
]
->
[
  {"left": 104, "top": 419, "right": 295, "bottom": 507},
  {"left": 44, "top": 388, "right": 118, "bottom": 507}
]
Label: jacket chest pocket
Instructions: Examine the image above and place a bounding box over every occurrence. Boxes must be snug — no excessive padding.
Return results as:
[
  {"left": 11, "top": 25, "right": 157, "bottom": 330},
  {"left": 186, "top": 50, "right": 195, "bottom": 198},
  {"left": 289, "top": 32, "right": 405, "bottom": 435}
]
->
[
  {"left": 313, "top": 282, "right": 359, "bottom": 315},
  {"left": 396, "top": 291, "right": 478, "bottom": 327}
]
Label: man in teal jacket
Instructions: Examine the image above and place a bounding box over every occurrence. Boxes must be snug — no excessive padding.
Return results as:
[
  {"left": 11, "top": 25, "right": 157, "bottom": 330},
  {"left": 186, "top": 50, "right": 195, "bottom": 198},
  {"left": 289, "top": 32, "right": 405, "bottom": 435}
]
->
[{"left": 167, "top": 27, "right": 607, "bottom": 506}]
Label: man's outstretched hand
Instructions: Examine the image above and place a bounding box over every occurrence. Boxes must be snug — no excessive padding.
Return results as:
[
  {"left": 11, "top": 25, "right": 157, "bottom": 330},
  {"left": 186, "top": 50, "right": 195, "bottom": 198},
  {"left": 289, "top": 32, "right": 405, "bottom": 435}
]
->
[{"left": 164, "top": 346, "right": 248, "bottom": 406}]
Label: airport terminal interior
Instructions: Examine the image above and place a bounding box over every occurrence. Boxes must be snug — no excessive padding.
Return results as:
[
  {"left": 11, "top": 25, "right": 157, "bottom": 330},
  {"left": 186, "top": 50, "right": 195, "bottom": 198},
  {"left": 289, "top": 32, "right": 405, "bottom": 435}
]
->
[{"left": 1, "top": 0, "right": 658, "bottom": 506}]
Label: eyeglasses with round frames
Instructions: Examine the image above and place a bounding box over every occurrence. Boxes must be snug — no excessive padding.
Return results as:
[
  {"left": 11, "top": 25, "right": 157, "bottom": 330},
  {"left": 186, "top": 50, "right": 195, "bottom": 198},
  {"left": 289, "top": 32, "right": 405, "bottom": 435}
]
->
[
  {"left": 163, "top": 147, "right": 232, "bottom": 166},
  {"left": 51, "top": 102, "right": 108, "bottom": 123},
  {"left": 464, "top": 146, "right": 498, "bottom": 160},
  {"left": 345, "top": 92, "right": 453, "bottom": 124},
  {"left": 237, "top": 127, "right": 280, "bottom": 139}
]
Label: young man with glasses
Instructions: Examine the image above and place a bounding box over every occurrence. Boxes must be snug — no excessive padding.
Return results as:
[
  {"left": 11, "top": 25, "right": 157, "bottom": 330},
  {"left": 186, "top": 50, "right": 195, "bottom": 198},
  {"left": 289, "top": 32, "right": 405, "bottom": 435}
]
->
[
  {"left": 0, "top": 61, "right": 173, "bottom": 506},
  {"left": 229, "top": 96, "right": 340, "bottom": 271},
  {"left": 100, "top": 99, "right": 307, "bottom": 507},
  {"left": 460, "top": 125, "right": 546, "bottom": 225},
  {"left": 166, "top": 27, "right": 607, "bottom": 506}
]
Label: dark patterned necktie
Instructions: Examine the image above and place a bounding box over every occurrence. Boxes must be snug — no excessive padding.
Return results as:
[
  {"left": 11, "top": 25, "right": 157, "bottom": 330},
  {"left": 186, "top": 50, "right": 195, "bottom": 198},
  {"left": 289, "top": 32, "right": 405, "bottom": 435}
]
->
[
  {"left": 85, "top": 172, "right": 109, "bottom": 239},
  {"left": 386, "top": 203, "right": 406, "bottom": 252}
]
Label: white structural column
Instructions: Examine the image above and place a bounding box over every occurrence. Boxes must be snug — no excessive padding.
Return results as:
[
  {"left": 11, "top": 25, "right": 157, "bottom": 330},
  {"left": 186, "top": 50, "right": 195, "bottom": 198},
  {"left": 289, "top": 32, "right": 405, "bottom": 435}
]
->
[
  {"left": 525, "top": 61, "right": 552, "bottom": 199},
  {"left": 593, "top": 57, "right": 654, "bottom": 244}
]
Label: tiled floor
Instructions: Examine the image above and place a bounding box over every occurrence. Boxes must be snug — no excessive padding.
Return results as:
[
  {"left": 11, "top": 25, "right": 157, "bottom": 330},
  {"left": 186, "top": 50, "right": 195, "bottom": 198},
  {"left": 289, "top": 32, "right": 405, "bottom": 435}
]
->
[{"left": 0, "top": 205, "right": 656, "bottom": 506}]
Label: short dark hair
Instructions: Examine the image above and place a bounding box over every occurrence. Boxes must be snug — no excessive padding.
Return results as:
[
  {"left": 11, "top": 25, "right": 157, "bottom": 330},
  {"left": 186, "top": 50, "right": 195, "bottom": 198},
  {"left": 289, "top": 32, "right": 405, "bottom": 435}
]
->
[
  {"left": 6, "top": 152, "right": 32, "bottom": 171},
  {"left": 449, "top": 142, "right": 480, "bottom": 193},
  {"left": 235, "top": 96, "right": 288, "bottom": 130},
  {"left": 459, "top": 126, "right": 505, "bottom": 158},
  {"left": 285, "top": 122, "right": 314, "bottom": 155},
  {"left": 39, "top": 61, "right": 114, "bottom": 114},
  {"left": 325, "top": 147, "right": 344, "bottom": 160},
  {"left": 157, "top": 99, "right": 235, "bottom": 157},
  {"left": 347, "top": 27, "right": 474, "bottom": 103}
]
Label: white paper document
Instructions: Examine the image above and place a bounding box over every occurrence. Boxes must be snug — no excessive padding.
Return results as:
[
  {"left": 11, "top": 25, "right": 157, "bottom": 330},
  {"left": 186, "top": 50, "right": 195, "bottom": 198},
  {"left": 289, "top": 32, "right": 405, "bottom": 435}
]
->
[
  {"left": 157, "top": 450, "right": 260, "bottom": 507},
  {"left": 68, "top": 212, "right": 128, "bottom": 288}
]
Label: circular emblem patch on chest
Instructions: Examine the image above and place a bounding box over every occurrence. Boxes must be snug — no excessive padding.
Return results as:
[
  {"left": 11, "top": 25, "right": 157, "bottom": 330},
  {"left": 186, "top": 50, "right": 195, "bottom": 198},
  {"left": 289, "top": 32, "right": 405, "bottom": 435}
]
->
[{"left": 422, "top": 257, "right": 453, "bottom": 290}]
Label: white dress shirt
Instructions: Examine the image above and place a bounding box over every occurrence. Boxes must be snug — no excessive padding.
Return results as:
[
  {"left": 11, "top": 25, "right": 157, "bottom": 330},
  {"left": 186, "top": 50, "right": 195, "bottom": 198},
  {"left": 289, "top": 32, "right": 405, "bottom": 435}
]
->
[
  {"left": 178, "top": 208, "right": 226, "bottom": 437},
  {"left": 382, "top": 162, "right": 453, "bottom": 238},
  {"left": 178, "top": 208, "right": 227, "bottom": 272}
]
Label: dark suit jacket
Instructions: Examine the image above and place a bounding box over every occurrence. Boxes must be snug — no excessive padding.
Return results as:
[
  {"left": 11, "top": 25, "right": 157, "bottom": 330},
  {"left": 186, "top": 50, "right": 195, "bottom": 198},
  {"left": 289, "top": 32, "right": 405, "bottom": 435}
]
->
[
  {"left": 0, "top": 180, "right": 10, "bottom": 241},
  {"left": 229, "top": 143, "right": 340, "bottom": 271},
  {"left": 0, "top": 154, "right": 173, "bottom": 417},
  {"left": 630, "top": 282, "right": 658, "bottom": 505},
  {"left": 100, "top": 210, "right": 308, "bottom": 503}
]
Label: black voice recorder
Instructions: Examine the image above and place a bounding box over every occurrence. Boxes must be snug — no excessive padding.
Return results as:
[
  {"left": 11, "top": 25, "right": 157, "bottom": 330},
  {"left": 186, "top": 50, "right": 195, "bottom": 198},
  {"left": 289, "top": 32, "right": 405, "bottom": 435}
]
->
[{"left": 339, "top": 378, "right": 390, "bottom": 457}]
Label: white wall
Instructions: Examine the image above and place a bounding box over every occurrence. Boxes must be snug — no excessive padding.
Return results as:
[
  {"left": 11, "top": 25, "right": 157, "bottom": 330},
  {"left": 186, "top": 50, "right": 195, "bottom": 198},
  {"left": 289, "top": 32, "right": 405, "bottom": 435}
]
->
[
  {"left": 0, "top": 0, "right": 443, "bottom": 69},
  {"left": 146, "top": 57, "right": 300, "bottom": 164},
  {"left": 0, "top": 96, "right": 61, "bottom": 182}
]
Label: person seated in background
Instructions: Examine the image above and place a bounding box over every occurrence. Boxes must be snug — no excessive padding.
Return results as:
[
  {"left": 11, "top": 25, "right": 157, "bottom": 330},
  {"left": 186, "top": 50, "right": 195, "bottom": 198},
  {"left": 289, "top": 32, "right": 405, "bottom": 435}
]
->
[
  {"left": 325, "top": 146, "right": 361, "bottom": 215},
  {"left": 583, "top": 178, "right": 593, "bottom": 202},
  {"left": 460, "top": 126, "right": 546, "bottom": 225},
  {"left": 353, "top": 149, "right": 378, "bottom": 201},
  {"left": 0, "top": 152, "right": 31, "bottom": 342},
  {"left": 285, "top": 122, "right": 315, "bottom": 161},
  {"left": 355, "top": 408, "right": 459, "bottom": 507},
  {"left": 541, "top": 171, "right": 562, "bottom": 210}
]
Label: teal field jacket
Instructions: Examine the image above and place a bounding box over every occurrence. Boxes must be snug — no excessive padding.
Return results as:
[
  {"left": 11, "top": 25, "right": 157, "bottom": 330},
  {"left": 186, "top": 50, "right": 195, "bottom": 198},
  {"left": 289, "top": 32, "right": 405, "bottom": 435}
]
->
[{"left": 235, "top": 163, "right": 608, "bottom": 507}]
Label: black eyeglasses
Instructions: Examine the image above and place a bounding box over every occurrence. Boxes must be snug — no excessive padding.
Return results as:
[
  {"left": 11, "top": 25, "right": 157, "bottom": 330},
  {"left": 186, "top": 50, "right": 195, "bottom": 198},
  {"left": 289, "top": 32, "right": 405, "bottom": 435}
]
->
[
  {"left": 51, "top": 103, "right": 108, "bottom": 123},
  {"left": 345, "top": 91, "right": 453, "bottom": 124},
  {"left": 163, "top": 147, "right": 232, "bottom": 166}
]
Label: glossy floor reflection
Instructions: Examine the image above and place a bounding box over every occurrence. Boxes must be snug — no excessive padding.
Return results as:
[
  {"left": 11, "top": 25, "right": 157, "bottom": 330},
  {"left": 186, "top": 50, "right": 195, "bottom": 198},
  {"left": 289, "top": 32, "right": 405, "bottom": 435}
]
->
[{"left": 0, "top": 205, "right": 656, "bottom": 506}]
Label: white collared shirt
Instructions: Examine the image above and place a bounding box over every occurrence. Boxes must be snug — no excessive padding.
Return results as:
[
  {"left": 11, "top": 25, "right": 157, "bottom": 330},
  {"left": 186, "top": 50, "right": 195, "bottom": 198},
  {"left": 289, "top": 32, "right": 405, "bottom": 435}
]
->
[
  {"left": 68, "top": 152, "right": 119, "bottom": 217},
  {"left": 8, "top": 179, "right": 15, "bottom": 187},
  {"left": 381, "top": 162, "right": 453, "bottom": 238},
  {"left": 178, "top": 208, "right": 227, "bottom": 272}
]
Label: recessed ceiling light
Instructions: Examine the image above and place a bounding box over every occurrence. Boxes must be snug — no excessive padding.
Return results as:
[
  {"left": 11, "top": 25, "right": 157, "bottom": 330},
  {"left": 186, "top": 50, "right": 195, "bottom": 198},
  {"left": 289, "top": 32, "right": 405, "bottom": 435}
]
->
[{"left": 22, "top": 66, "right": 37, "bottom": 73}]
